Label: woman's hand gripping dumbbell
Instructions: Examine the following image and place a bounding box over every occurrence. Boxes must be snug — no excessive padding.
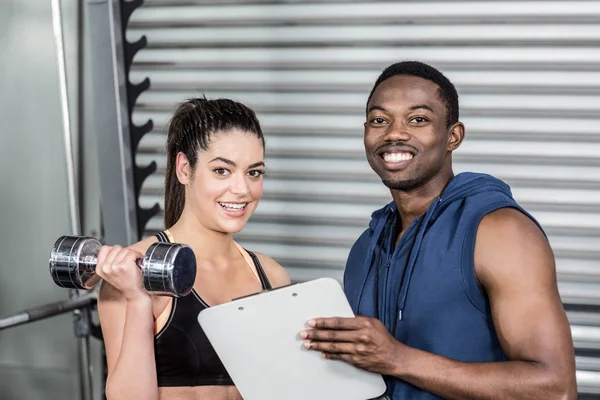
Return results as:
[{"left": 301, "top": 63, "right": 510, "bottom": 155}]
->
[{"left": 49, "top": 236, "right": 197, "bottom": 298}]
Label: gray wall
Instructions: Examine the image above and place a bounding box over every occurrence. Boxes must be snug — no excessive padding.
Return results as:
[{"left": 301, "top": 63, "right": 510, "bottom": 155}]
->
[{"left": 0, "top": 0, "right": 102, "bottom": 399}]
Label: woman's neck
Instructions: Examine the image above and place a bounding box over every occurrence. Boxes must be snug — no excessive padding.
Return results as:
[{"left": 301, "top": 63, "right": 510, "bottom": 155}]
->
[{"left": 166, "top": 209, "right": 237, "bottom": 262}]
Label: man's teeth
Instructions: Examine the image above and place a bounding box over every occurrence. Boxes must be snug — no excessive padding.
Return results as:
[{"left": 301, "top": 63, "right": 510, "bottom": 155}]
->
[
  {"left": 219, "top": 202, "right": 246, "bottom": 210},
  {"left": 383, "top": 152, "right": 413, "bottom": 162}
]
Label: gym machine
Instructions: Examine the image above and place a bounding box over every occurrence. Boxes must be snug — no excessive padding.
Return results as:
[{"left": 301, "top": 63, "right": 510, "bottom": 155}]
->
[{"left": 0, "top": 0, "right": 158, "bottom": 399}]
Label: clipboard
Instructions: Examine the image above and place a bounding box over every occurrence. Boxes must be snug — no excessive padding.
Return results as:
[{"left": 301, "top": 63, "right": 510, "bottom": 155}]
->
[{"left": 197, "top": 277, "right": 387, "bottom": 400}]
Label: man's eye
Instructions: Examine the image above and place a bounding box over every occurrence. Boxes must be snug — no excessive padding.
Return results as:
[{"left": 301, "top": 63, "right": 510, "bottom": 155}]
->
[
  {"left": 412, "top": 117, "right": 427, "bottom": 123},
  {"left": 371, "top": 117, "right": 386, "bottom": 124}
]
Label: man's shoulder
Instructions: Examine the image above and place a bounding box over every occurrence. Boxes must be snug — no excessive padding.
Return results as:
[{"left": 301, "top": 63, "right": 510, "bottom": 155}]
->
[
  {"left": 474, "top": 206, "right": 551, "bottom": 279},
  {"left": 447, "top": 172, "right": 526, "bottom": 222},
  {"left": 478, "top": 207, "right": 545, "bottom": 239}
]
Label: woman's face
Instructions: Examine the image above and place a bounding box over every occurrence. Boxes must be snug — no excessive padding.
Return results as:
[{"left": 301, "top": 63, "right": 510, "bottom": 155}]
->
[{"left": 177, "top": 129, "right": 265, "bottom": 234}]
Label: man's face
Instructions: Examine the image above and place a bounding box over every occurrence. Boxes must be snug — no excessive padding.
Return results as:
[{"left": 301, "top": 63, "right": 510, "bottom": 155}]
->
[{"left": 364, "top": 75, "right": 458, "bottom": 191}]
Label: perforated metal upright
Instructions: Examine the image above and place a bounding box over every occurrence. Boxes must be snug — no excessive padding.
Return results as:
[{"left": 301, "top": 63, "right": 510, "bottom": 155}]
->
[
  {"left": 87, "top": 0, "right": 157, "bottom": 248},
  {"left": 86, "top": 0, "right": 157, "bottom": 397}
]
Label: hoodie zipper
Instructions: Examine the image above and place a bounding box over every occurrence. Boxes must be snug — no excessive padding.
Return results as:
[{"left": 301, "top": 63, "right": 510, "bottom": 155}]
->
[
  {"left": 355, "top": 209, "right": 390, "bottom": 311},
  {"left": 381, "top": 219, "right": 396, "bottom": 328},
  {"left": 371, "top": 206, "right": 394, "bottom": 323},
  {"left": 385, "top": 219, "right": 415, "bottom": 329},
  {"left": 391, "top": 197, "right": 442, "bottom": 334},
  {"left": 379, "top": 258, "right": 392, "bottom": 327}
]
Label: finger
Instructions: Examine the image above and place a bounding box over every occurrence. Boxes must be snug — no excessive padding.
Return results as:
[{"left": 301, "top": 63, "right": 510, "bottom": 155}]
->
[
  {"left": 124, "top": 250, "right": 143, "bottom": 269},
  {"left": 126, "top": 247, "right": 145, "bottom": 261},
  {"left": 303, "top": 340, "right": 355, "bottom": 354},
  {"left": 96, "top": 246, "right": 112, "bottom": 266},
  {"left": 112, "top": 248, "right": 133, "bottom": 270},
  {"left": 299, "top": 328, "right": 364, "bottom": 343},
  {"left": 307, "top": 316, "right": 366, "bottom": 331},
  {"left": 99, "top": 245, "right": 122, "bottom": 273}
]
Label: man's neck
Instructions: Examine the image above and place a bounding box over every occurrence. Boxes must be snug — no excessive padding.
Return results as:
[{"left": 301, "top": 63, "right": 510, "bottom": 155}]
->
[{"left": 391, "top": 170, "right": 454, "bottom": 238}]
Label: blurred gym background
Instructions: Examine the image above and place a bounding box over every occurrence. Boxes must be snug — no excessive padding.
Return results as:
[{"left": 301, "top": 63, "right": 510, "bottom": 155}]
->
[{"left": 1, "top": 0, "right": 600, "bottom": 398}]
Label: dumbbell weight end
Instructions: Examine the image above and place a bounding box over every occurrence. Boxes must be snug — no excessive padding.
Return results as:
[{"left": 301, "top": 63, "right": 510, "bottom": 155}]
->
[{"left": 50, "top": 236, "right": 102, "bottom": 290}]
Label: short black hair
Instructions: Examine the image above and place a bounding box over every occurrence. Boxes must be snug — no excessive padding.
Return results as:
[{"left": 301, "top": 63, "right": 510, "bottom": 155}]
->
[{"left": 366, "top": 61, "right": 459, "bottom": 127}]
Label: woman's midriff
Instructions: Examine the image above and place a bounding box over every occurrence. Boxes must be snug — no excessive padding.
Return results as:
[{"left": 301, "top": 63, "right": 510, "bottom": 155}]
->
[{"left": 158, "top": 385, "right": 243, "bottom": 400}]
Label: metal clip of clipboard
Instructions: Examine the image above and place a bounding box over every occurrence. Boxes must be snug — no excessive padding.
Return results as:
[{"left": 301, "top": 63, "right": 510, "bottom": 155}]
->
[{"left": 232, "top": 282, "right": 298, "bottom": 301}]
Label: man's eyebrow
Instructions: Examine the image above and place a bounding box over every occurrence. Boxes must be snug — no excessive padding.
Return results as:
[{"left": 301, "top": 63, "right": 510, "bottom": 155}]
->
[
  {"left": 367, "top": 104, "right": 435, "bottom": 114},
  {"left": 209, "top": 157, "right": 236, "bottom": 166},
  {"left": 410, "top": 104, "right": 434, "bottom": 113},
  {"left": 367, "top": 105, "right": 387, "bottom": 114}
]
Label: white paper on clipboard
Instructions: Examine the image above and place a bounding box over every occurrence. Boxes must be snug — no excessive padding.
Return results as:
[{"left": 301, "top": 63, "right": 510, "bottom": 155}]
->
[{"left": 197, "top": 277, "right": 387, "bottom": 400}]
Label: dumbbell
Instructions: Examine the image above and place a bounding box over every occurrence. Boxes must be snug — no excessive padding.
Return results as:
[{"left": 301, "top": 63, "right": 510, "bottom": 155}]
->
[{"left": 49, "top": 235, "right": 197, "bottom": 297}]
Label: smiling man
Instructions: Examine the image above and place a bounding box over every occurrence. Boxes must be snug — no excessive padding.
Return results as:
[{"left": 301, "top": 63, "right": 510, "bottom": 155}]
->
[{"left": 300, "top": 61, "right": 577, "bottom": 399}]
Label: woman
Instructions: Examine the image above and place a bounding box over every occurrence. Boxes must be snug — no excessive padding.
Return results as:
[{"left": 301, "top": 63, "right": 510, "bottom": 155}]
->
[{"left": 96, "top": 97, "right": 291, "bottom": 400}]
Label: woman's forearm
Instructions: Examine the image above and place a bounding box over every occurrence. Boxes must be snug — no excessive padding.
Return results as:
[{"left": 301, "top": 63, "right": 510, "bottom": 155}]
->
[{"left": 106, "top": 296, "right": 158, "bottom": 400}]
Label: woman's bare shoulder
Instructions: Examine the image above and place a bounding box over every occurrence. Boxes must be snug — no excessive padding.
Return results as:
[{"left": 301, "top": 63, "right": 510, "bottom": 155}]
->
[{"left": 253, "top": 252, "right": 291, "bottom": 288}]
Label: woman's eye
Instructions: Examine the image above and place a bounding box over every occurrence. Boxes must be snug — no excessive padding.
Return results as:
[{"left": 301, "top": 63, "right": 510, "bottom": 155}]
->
[
  {"left": 248, "top": 170, "right": 265, "bottom": 178},
  {"left": 214, "top": 168, "right": 230, "bottom": 176}
]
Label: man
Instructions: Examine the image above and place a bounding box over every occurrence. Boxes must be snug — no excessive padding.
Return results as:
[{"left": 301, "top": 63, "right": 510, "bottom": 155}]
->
[{"left": 299, "top": 61, "right": 577, "bottom": 399}]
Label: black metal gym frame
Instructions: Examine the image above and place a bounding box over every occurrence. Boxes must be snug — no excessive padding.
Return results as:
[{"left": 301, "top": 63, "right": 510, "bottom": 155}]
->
[
  {"left": 85, "top": 0, "right": 159, "bottom": 395},
  {"left": 0, "top": 1, "right": 158, "bottom": 399},
  {"left": 88, "top": 0, "right": 158, "bottom": 248},
  {"left": 84, "top": 0, "right": 159, "bottom": 395}
]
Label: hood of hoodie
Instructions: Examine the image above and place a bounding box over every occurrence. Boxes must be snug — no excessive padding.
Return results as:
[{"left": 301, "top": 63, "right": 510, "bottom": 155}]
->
[
  {"left": 349, "top": 172, "right": 515, "bottom": 334},
  {"left": 366, "top": 172, "right": 513, "bottom": 232}
]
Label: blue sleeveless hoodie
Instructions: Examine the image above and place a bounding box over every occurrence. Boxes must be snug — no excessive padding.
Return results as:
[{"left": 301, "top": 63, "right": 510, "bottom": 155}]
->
[{"left": 343, "top": 172, "right": 543, "bottom": 399}]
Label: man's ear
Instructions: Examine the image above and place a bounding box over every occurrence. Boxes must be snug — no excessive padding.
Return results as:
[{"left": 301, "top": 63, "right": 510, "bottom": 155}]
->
[
  {"left": 448, "top": 122, "right": 465, "bottom": 151},
  {"left": 175, "top": 152, "right": 192, "bottom": 185}
]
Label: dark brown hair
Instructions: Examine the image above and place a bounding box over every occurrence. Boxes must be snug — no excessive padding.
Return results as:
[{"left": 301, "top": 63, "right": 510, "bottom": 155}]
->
[{"left": 163, "top": 97, "right": 264, "bottom": 228}]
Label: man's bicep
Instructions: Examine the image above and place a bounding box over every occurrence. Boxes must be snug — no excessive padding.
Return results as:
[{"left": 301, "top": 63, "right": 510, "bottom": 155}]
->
[{"left": 474, "top": 208, "right": 574, "bottom": 369}]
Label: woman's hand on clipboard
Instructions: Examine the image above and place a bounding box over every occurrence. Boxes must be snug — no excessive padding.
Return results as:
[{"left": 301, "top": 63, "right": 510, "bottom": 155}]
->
[{"left": 298, "top": 316, "right": 404, "bottom": 376}]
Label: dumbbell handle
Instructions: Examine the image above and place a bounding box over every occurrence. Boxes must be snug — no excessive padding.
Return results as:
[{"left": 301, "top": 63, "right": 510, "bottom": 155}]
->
[
  {"left": 75, "top": 254, "right": 151, "bottom": 294},
  {"left": 80, "top": 253, "right": 144, "bottom": 270}
]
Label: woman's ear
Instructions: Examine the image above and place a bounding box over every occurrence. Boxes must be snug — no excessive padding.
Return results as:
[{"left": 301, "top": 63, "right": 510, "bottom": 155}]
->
[{"left": 175, "top": 152, "right": 192, "bottom": 185}]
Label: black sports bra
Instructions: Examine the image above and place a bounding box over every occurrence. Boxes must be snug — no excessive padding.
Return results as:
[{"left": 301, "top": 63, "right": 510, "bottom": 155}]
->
[{"left": 153, "top": 231, "right": 273, "bottom": 387}]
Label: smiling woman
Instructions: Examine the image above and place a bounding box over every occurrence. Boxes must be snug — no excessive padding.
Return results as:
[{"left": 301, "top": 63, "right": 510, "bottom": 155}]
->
[
  {"left": 201, "top": 154, "right": 265, "bottom": 220},
  {"left": 95, "top": 97, "right": 291, "bottom": 400},
  {"left": 172, "top": 125, "right": 266, "bottom": 234}
]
